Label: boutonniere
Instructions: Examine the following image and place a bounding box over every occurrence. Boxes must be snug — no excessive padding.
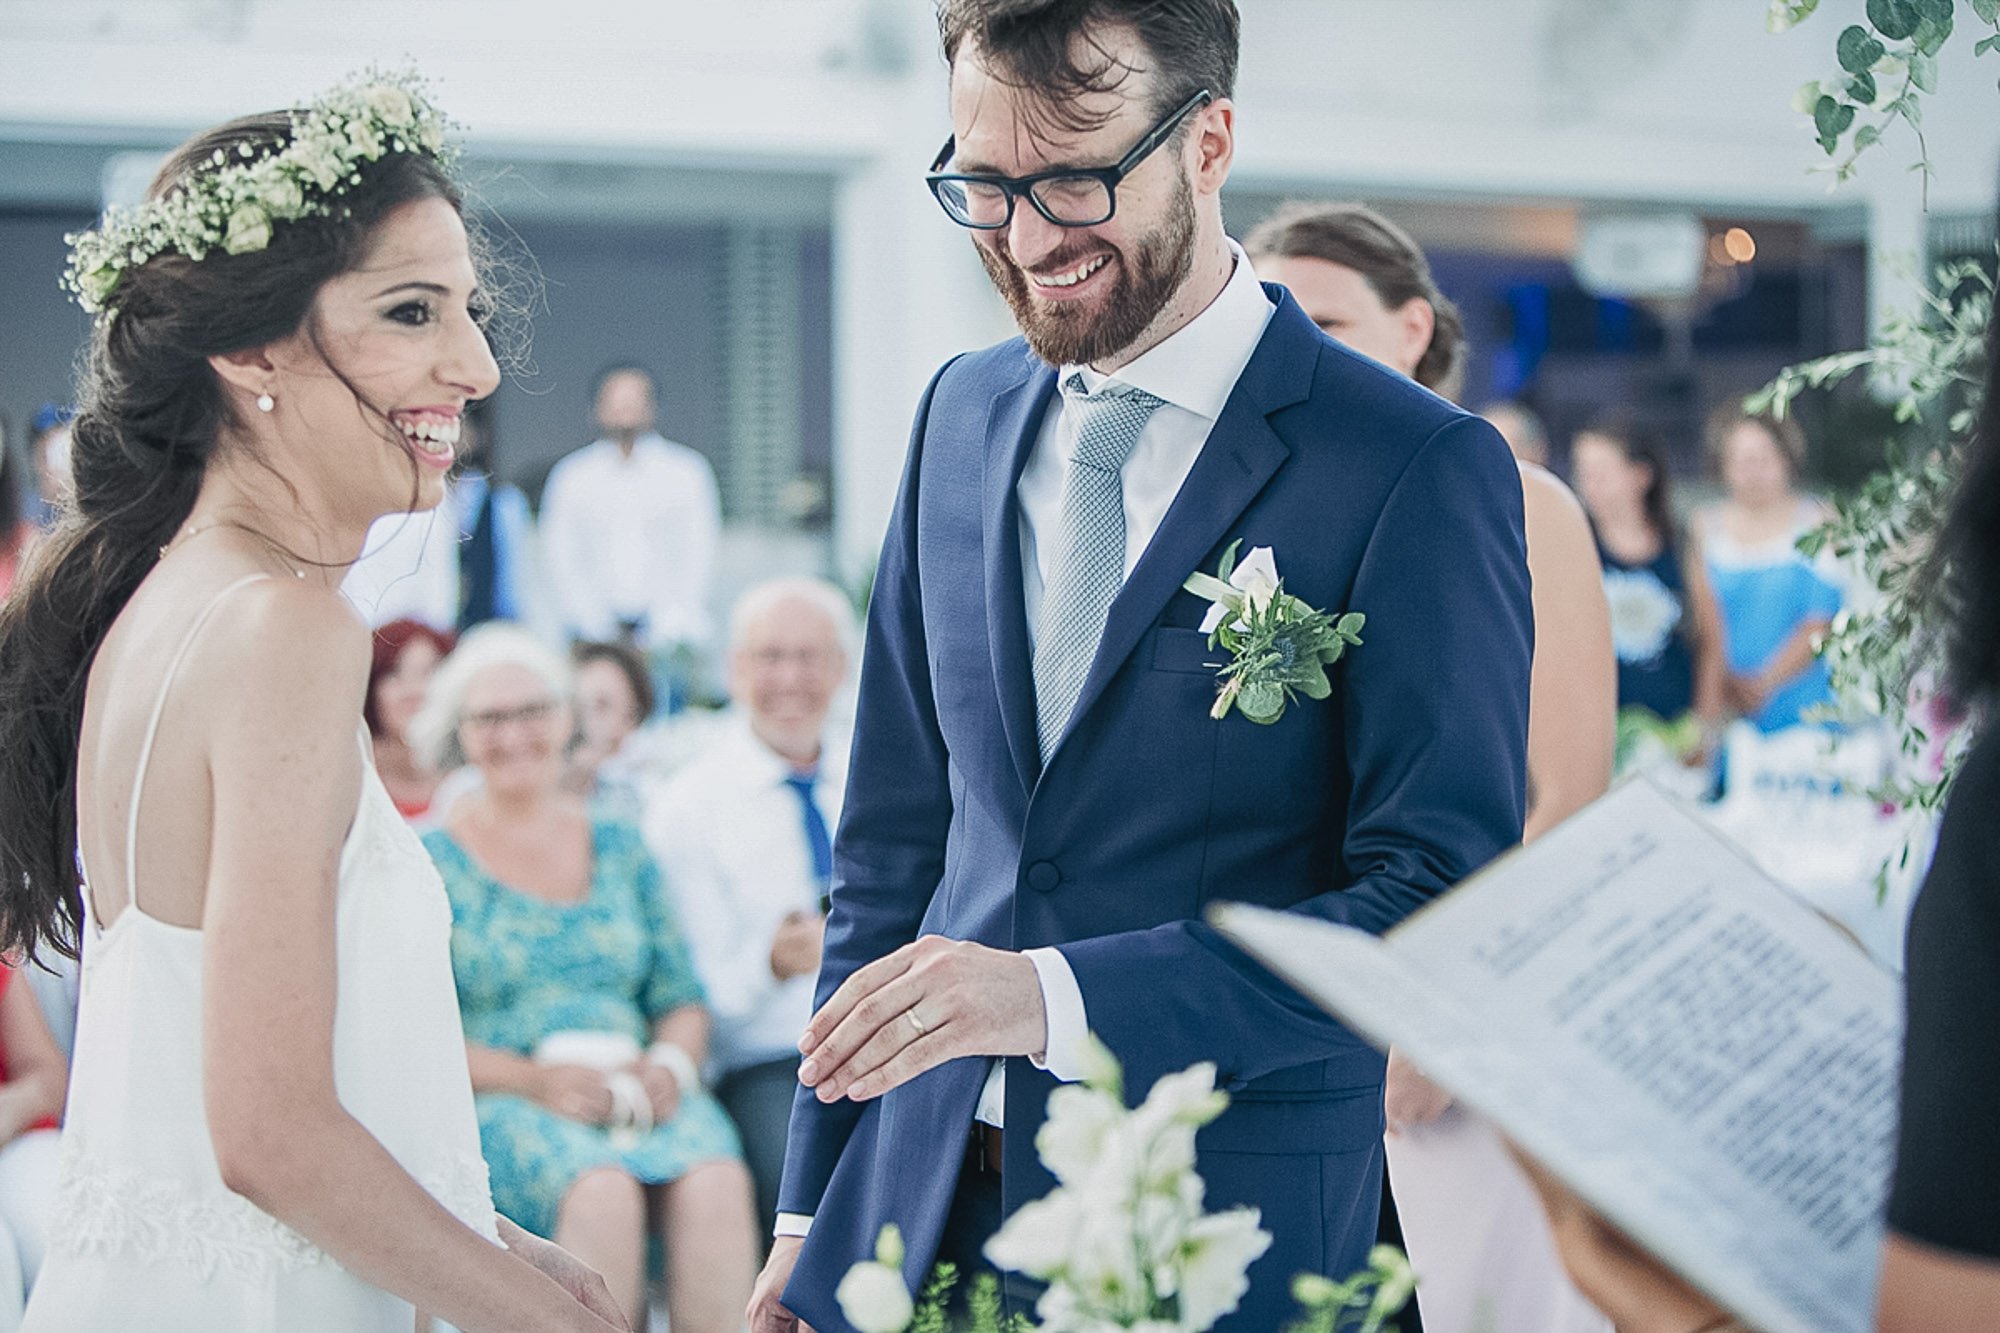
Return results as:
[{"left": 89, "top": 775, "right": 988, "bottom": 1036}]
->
[{"left": 1182, "top": 540, "right": 1365, "bottom": 725}]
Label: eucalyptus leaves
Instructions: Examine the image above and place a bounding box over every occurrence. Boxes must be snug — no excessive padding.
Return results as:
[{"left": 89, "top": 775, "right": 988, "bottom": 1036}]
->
[
  {"left": 1747, "top": 256, "right": 1989, "bottom": 892},
  {"left": 1182, "top": 542, "right": 1364, "bottom": 726},
  {"left": 1771, "top": 0, "right": 2000, "bottom": 194}
]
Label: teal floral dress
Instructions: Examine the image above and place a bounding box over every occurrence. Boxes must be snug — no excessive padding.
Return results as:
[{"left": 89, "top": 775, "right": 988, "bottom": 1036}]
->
[{"left": 425, "top": 818, "right": 744, "bottom": 1237}]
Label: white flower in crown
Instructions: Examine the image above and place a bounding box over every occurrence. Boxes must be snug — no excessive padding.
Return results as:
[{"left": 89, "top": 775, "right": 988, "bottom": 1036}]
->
[
  {"left": 365, "top": 84, "right": 417, "bottom": 129},
  {"left": 61, "top": 67, "right": 457, "bottom": 316}
]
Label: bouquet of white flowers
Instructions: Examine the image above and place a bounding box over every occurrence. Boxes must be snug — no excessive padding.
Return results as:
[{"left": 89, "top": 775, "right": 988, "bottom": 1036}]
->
[{"left": 836, "top": 1039, "right": 1412, "bottom": 1333}]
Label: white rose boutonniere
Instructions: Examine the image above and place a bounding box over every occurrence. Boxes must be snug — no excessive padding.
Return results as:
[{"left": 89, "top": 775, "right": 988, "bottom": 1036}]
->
[{"left": 1182, "top": 540, "right": 1365, "bottom": 725}]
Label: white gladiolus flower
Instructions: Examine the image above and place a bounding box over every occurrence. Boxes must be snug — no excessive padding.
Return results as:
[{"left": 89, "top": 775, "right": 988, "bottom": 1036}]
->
[
  {"left": 834, "top": 1261, "right": 914, "bottom": 1333},
  {"left": 1174, "top": 1209, "right": 1273, "bottom": 1330},
  {"left": 985, "top": 1191, "right": 1084, "bottom": 1279},
  {"left": 1037, "top": 1084, "right": 1126, "bottom": 1186}
]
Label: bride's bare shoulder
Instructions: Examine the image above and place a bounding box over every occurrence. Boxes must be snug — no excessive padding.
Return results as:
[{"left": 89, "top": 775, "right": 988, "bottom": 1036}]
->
[{"left": 197, "top": 575, "right": 371, "bottom": 708}]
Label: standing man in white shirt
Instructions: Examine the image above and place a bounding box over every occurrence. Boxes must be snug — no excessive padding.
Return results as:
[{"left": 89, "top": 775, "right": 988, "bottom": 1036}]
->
[
  {"left": 643, "top": 577, "right": 855, "bottom": 1241},
  {"left": 540, "top": 364, "right": 722, "bottom": 703}
]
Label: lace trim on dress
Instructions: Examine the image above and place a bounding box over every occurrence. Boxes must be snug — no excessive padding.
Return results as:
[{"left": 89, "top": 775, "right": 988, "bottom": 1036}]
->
[{"left": 46, "top": 1138, "right": 500, "bottom": 1279}]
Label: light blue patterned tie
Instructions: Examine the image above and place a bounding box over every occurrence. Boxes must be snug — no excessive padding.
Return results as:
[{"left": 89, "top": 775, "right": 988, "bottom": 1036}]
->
[{"left": 1033, "top": 373, "right": 1165, "bottom": 759}]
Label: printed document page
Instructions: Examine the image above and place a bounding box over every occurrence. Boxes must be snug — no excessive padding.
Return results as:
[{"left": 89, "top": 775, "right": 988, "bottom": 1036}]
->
[{"left": 1212, "top": 780, "right": 1900, "bottom": 1333}]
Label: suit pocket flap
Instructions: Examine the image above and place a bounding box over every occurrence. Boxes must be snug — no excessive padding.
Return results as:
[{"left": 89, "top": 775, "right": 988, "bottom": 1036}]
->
[{"left": 1149, "top": 626, "right": 1222, "bottom": 676}]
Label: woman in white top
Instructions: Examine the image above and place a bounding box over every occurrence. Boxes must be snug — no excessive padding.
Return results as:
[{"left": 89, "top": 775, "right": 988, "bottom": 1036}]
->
[{"left": 0, "top": 77, "right": 626, "bottom": 1333}]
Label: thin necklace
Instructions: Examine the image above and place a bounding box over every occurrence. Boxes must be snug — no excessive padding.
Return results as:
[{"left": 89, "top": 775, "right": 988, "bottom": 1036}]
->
[{"left": 158, "top": 519, "right": 309, "bottom": 580}]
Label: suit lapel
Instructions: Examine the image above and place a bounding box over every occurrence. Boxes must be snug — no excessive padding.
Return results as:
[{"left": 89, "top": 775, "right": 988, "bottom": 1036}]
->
[
  {"left": 983, "top": 354, "right": 1059, "bottom": 793},
  {"left": 1052, "top": 291, "right": 1322, "bottom": 759}
]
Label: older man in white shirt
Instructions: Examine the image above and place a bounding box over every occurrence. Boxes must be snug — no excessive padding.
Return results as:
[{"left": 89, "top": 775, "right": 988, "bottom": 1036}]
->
[
  {"left": 642, "top": 576, "right": 854, "bottom": 1239},
  {"left": 540, "top": 364, "right": 722, "bottom": 664}
]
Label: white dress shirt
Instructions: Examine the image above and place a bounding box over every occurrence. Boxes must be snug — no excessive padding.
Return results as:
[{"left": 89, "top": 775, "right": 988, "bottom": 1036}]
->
[
  {"left": 642, "top": 714, "right": 847, "bottom": 1076},
  {"left": 776, "top": 246, "right": 1274, "bottom": 1240},
  {"left": 995, "top": 241, "right": 1276, "bottom": 1120},
  {"left": 539, "top": 433, "right": 721, "bottom": 648}
]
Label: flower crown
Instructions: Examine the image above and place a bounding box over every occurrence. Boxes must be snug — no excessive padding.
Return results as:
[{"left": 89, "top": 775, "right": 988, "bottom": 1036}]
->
[{"left": 63, "top": 70, "right": 455, "bottom": 315}]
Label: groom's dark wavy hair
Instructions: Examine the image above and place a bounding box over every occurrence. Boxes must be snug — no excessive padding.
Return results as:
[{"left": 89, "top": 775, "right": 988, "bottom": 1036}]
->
[
  {"left": 0, "top": 114, "right": 463, "bottom": 963},
  {"left": 938, "top": 0, "right": 1240, "bottom": 136}
]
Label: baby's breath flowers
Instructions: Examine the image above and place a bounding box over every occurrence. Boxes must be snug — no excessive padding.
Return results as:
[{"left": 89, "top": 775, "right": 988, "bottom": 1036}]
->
[{"left": 63, "top": 69, "right": 454, "bottom": 315}]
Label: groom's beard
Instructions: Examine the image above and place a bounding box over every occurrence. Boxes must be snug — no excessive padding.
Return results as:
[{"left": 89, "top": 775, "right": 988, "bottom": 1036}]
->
[{"left": 976, "top": 170, "right": 1196, "bottom": 368}]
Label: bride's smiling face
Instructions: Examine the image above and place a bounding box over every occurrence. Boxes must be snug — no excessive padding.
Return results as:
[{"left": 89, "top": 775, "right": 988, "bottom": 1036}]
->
[{"left": 263, "top": 197, "right": 500, "bottom": 523}]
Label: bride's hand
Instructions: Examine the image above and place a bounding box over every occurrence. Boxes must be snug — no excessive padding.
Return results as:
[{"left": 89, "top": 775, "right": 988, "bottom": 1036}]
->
[
  {"left": 1384, "top": 1047, "right": 1454, "bottom": 1135},
  {"left": 499, "top": 1217, "right": 633, "bottom": 1330}
]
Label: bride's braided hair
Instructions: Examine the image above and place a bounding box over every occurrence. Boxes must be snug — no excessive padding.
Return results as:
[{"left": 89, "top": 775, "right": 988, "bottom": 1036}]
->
[{"left": 0, "top": 113, "right": 462, "bottom": 963}]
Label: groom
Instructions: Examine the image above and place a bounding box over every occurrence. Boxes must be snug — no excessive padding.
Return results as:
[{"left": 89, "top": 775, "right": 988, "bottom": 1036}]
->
[{"left": 748, "top": 3, "right": 1532, "bottom": 1329}]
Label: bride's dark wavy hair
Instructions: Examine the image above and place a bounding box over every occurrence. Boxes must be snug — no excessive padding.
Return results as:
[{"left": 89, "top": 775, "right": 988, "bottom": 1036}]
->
[{"left": 0, "top": 112, "right": 465, "bottom": 962}]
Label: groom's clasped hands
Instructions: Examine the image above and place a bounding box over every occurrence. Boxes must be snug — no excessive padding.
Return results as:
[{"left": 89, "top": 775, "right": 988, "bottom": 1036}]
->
[{"left": 796, "top": 936, "right": 1048, "bottom": 1102}]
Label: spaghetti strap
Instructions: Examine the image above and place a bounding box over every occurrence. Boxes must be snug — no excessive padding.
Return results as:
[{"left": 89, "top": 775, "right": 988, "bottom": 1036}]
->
[{"left": 114, "top": 574, "right": 273, "bottom": 920}]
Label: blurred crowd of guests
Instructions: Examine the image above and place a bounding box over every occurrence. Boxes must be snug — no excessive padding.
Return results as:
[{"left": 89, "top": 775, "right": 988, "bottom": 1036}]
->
[{"left": 336, "top": 576, "right": 856, "bottom": 1329}]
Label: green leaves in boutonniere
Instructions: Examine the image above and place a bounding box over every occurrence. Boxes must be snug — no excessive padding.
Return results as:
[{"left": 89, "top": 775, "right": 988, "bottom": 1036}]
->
[{"left": 1182, "top": 540, "right": 1364, "bottom": 725}]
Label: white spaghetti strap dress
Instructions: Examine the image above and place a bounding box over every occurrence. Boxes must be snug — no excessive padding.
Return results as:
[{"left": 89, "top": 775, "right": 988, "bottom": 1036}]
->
[{"left": 25, "top": 574, "right": 501, "bottom": 1331}]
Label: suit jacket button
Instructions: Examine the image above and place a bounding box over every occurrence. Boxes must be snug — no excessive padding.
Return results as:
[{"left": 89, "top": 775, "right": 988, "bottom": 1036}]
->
[{"left": 1025, "top": 861, "right": 1061, "bottom": 893}]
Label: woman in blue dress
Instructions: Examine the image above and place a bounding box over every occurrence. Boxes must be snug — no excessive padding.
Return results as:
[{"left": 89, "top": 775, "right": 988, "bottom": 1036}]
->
[
  {"left": 413, "top": 624, "right": 757, "bottom": 1333},
  {"left": 1697, "top": 409, "right": 1843, "bottom": 732},
  {"left": 1572, "top": 420, "right": 1727, "bottom": 742}
]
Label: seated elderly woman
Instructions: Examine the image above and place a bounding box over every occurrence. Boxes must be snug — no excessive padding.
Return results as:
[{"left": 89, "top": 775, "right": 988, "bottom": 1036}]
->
[
  {"left": 410, "top": 625, "right": 757, "bottom": 1333},
  {"left": 0, "top": 958, "right": 66, "bottom": 1332}
]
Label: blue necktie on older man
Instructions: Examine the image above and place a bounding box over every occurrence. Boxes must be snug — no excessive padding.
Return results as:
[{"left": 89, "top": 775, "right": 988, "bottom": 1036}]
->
[{"left": 782, "top": 771, "right": 833, "bottom": 912}]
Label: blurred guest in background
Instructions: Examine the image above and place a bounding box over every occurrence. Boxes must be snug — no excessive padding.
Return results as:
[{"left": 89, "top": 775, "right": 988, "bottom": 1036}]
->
[
  {"left": 0, "top": 959, "right": 66, "bottom": 1332},
  {"left": 25, "top": 406, "right": 72, "bottom": 526},
  {"left": 1249, "top": 200, "right": 1615, "bottom": 1333},
  {"left": 365, "top": 619, "right": 456, "bottom": 823},
  {"left": 451, "top": 400, "right": 536, "bottom": 634},
  {"left": 1697, "top": 408, "right": 1842, "bottom": 733},
  {"left": 1248, "top": 202, "right": 1614, "bottom": 838},
  {"left": 414, "top": 624, "right": 756, "bottom": 1333},
  {"left": 566, "top": 640, "right": 658, "bottom": 818},
  {"left": 343, "top": 401, "right": 537, "bottom": 635},
  {"left": 0, "top": 417, "right": 35, "bottom": 602},
  {"left": 1573, "top": 418, "right": 1727, "bottom": 739},
  {"left": 1524, "top": 203, "right": 2000, "bottom": 1333},
  {"left": 644, "top": 577, "right": 854, "bottom": 1241},
  {"left": 1482, "top": 398, "right": 1553, "bottom": 469},
  {"left": 541, "top": 365, "right": 720, "bottom": 708}
]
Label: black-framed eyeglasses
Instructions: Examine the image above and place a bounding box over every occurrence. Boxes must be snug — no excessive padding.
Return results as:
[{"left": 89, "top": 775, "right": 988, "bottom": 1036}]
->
[
  {"left": 925, "top": 89, "right": 1213, "bottom": 231},
  {"left": 461, "top": 699, "right": 557, "bottom": 734}
]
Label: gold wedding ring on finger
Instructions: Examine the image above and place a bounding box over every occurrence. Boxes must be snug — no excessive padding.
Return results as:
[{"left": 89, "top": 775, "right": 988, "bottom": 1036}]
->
[{"left": 905, "top": 1005, "right": 932, "bottom": 1037}]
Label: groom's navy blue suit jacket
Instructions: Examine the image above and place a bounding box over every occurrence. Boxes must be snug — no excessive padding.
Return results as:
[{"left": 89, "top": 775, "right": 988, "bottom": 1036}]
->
[{"left": 780, "top": 287, "right": 1532, "bottom": 1330}]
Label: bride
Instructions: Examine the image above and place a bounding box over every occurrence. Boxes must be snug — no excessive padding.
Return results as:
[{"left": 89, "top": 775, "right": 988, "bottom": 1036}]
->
[{"left": 0, "top": 75, "right": 628, "bottom": 1333}]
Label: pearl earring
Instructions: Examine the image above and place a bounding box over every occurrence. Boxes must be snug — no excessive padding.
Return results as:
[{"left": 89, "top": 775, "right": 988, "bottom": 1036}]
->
[{"left": 256, "top": 393, "right": 275, "bottom": 413}]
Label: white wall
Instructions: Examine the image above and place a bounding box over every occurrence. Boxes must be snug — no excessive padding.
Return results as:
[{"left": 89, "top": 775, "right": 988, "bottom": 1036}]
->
[{"left": 5, "top": 0, "right": 1996, "bottom": 572}]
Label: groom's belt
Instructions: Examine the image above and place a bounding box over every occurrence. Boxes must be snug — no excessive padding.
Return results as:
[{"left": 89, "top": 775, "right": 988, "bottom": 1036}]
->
[{"left": 966, "top": 1123, "right": 1004, "bottom": 1174}]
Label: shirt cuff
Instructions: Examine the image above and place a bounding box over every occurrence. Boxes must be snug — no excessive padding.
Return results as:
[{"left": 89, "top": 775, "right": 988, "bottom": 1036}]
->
[
  {"left": 775, "top": 1212, "right": 813, "bottom": 1239},
  {"left": 1024, "top": 946, "right": 1089, "bottom": 1083}
]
